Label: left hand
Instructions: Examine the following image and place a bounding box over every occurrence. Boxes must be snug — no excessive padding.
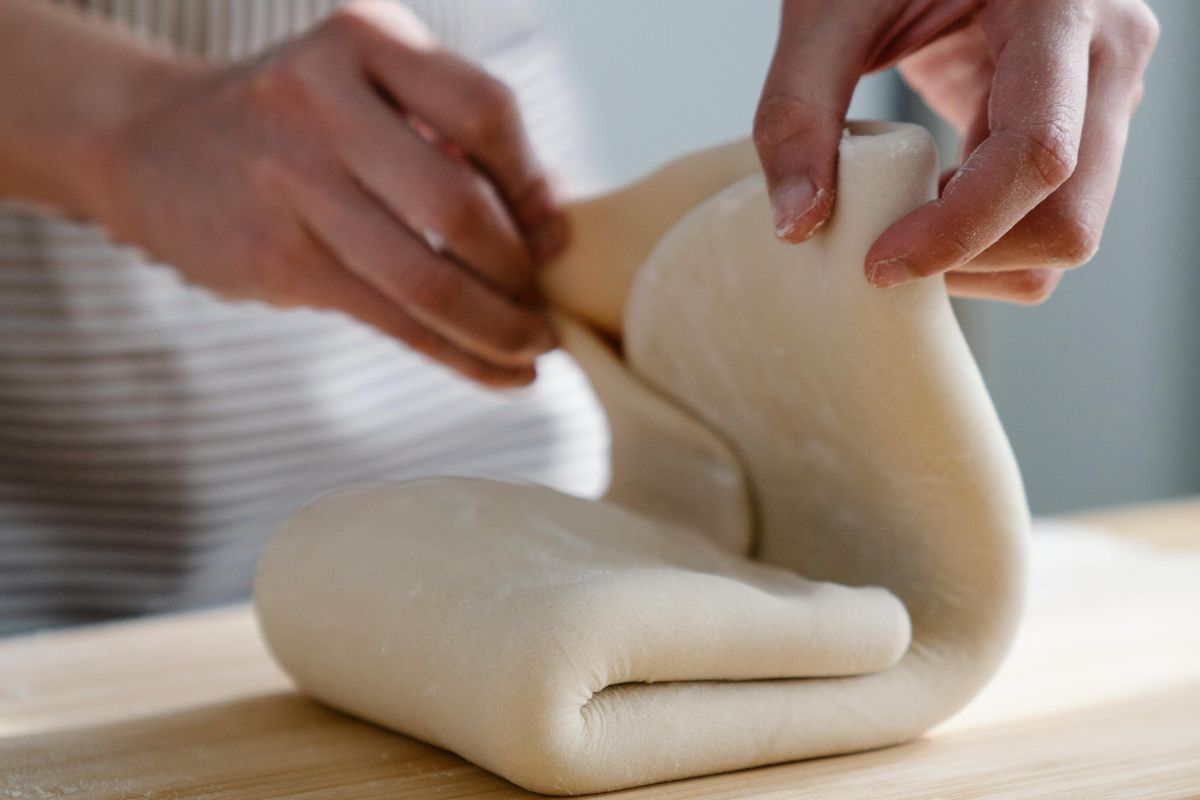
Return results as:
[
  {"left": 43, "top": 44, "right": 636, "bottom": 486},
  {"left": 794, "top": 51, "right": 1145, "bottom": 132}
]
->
[{"left": 754, "top": 0, "right": 1159, "bottom": 303}]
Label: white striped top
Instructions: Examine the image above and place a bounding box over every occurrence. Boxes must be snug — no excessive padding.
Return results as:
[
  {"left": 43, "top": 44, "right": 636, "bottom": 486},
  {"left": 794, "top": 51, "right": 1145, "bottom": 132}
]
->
[{"left": 0, "top": 0, "right": 609, "bottom": 636}]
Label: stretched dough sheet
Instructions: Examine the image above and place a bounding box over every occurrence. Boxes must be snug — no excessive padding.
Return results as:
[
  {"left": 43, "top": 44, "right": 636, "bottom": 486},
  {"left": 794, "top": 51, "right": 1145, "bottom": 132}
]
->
[{"left": 254, "top": 122, "right": 1029, "bottom": 795}]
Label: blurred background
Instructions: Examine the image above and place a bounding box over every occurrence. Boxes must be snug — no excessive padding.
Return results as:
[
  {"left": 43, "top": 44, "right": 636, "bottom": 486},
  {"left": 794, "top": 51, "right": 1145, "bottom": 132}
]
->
[{"left": 541, "top": 0, "right": 1200, "bottom": 516}]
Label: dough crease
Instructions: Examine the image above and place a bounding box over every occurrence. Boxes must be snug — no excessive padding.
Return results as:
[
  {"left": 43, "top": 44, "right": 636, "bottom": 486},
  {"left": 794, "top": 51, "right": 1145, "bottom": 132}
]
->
[{"left": 254, "top": 122, "right": 1029, "bottom": 795}]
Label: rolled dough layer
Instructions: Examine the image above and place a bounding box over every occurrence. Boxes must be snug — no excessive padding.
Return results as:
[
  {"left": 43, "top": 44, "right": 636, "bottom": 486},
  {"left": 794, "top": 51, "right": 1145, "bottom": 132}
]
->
[{"left": 254, "top": 122, "right": 1029, "bottom": 795}]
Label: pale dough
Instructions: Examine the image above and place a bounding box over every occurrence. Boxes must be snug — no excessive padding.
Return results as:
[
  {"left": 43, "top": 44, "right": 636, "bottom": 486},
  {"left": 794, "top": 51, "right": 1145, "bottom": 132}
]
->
[{"left": 254, "top": 122, "right": 1029, "bottom": 795}]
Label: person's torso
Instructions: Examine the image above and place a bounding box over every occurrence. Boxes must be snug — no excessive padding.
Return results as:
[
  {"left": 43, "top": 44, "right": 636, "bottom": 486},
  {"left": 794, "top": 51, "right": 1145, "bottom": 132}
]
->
[
  {"left": 57, "top": 0, "right": 541, "bottom": 64},
  {"left": 0, "top": 0, "right": 608, "bottom": 635}
]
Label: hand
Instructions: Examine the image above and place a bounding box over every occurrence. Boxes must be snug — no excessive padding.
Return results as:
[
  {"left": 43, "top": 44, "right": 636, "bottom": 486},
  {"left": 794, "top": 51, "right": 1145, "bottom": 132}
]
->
[
  {"left": 86, "top": 0, "right": 565, "bottom": 386},
  {"left": 754, "top": 0, "right": 1159, "bottom": 303}
]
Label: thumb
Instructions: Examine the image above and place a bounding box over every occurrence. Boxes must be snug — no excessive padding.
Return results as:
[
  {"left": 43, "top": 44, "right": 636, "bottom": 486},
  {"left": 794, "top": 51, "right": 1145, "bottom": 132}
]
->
[{"left": 754, "top": 2, "right": 879, "bottom": 243}]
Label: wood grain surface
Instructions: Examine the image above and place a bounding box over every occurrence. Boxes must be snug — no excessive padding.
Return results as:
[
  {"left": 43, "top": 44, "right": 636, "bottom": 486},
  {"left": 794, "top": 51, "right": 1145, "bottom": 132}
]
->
[{"left": 3, "top": 499, "right": 1199, "bottom": 799}]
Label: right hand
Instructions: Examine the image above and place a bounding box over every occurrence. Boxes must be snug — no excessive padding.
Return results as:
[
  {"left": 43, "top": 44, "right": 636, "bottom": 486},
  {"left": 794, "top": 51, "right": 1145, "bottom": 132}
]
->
[
  {"left": 85, "top": 0, "right": 565, "bottom": 387},
  {"left": 754, "top": 0, "right": 1158, "bottom": 305}
]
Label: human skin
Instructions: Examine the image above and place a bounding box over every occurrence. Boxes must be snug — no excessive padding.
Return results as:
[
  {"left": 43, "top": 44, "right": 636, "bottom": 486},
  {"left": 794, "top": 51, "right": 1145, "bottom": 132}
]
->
[
  {"left": 756, "top": 0, "right": 1160, "bottom": 304},
  {"left": 0, "top": 0, "right": 564, "bottom": 387},
  {"left": 0, "top": 0, "right": 1161, "bottom": 392}
]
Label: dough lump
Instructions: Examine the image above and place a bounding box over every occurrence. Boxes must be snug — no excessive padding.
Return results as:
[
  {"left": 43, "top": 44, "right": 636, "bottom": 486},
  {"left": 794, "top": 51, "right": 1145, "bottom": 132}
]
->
[{"left": 254, "top": 122, "right": 1029, "bottom": 795}]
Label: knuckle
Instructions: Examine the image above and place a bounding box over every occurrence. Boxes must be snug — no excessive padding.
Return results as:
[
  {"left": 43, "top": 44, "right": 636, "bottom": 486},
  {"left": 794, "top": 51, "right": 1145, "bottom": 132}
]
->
[
  {"left": 752, "top": 93, "right": 822, "bottom": 152},
  {"left": 428, "top": 200, "right": 475, "bottom": 245},
  {"left": 251, "top": 53, "right": 345, "bottom": 126},
  {"left": 1095, "top": 4, "right": 1160, "bottom": 70},
  {"left": 253, "top": 52, "right": 321, "bottom": 110},
  {"left": 1120, "top": 3, "right": 1161, "bottom": 55},
  {"left": 1054, "top": 216, "right": 1102, "bottom": 267},
  {"left": 921, "top": 222, "right": 977, "bottom": 275},
  {"left": 429, "top": 182, "right": 489, "bottom": 241},
  {"left": 1016, "top": 115, "right": 1080, "bottom": 189},
  {"left": 1094, "top": 4, "right": 1159, "bottom": 72},
  {"left": 1011, "top": 269, "right": 1061, "bottom": 304},
  {"left": 461, "top": 76, "right": 519, "bottom": 142},
  {"left": 406, "top": 265, "right": 463, "bottom": 318},
  {"left": 943, "top": 234, "right": 977, "bottom": 273}
]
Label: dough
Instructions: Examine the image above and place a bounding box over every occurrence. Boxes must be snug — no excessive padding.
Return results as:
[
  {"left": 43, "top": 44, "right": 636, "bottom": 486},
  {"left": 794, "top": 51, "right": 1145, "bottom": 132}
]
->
[
  {"left": 541, "top": 137, "right": 761, "bottom": 335},
  {"left": 254, "top": 122, "right": 1029, "bottom": 795},
  {"left": 553, "top": 314, "right": 753, "bottom": 554}
]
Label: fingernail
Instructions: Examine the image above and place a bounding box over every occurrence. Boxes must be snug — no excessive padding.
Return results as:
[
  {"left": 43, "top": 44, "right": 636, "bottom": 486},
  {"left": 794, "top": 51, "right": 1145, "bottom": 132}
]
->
[
  {"left": 529, "top": 215, "right": 568, "bottom": 262},
  {"left": 771, "top": 176, "right": 820, "bottom": 241},
  {"left": 867, "top": 257, "right": 917, "bottom": 288}
]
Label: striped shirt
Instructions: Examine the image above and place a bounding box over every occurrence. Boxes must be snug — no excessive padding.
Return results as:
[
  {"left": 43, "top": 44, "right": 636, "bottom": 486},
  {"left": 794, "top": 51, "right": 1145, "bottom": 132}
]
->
[{"left": 0, "top": 0, "right": 609, "bottom": 636}]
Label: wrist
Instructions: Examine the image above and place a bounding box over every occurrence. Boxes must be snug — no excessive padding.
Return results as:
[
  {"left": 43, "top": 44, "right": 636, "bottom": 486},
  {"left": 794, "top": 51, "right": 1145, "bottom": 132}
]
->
[
  {"left": 70, "top": 53, "right": 210, "bottom": 230},
  {"left": 0, "top": 0, "right": 214, "bottom": 224}
]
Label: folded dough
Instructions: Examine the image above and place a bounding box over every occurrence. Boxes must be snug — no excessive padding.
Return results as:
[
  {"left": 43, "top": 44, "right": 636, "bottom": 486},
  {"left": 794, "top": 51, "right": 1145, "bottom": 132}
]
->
[{"left": 254, "top": 122, "right": 1029, "bottom": 795}]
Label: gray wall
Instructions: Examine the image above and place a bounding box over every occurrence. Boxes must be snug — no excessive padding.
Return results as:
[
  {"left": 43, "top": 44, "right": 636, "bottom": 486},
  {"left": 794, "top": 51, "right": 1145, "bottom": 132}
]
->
[
  {"left": 540, "top": 0, "right": 900, "bottom": 184},
  {"left": 958, "top": 0, "right": 1200, "bottom": 513},
  {"left": 541, "top": 0, "right": 1200, "bottom": 514}
]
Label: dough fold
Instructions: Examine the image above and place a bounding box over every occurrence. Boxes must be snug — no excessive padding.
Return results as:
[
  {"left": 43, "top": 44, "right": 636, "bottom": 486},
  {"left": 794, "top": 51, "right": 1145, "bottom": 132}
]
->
[
  {"left": 256, "top": 479, "right": 910, "bottom": 794},
  {"left": 255, "top": 122, "right": 1029, "bottom": 795}
]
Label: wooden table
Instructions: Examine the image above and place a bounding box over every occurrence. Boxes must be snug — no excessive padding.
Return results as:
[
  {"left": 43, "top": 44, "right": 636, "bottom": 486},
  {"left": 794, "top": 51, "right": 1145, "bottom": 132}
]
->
[{"left": 3, "top": 498, "right": 1199, "bottom": 799}]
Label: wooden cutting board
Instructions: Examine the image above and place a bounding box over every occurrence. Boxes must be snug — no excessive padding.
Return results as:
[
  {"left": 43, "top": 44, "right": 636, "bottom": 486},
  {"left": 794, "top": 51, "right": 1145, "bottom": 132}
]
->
[{"left": 3, "top": 499, "right": 1200, "bottom": 799}]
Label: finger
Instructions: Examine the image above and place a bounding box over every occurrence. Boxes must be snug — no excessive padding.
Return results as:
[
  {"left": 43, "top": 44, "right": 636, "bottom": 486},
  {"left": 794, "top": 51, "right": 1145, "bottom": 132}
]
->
[
  {"left": 297, "top": 231, "right": 537, "bottom": 388},
  {"left": 959, "top": 9, "right": 1157, "bottom": 272},
  {"left": 328, "top": 3, "right": 564, "bottom": 256},
  {"left": 754, "top": 1, "right": 882, "bottom": 242},
  {"left": 262, "top": 220, "right": 535, "bottom": 386},
  {"left": 286, "top": 165, "right": 556, "bottom": 370},
  {"left": 407, "top": 115, "right": 569, "bottom": 271},
  {"left": 945, "top": 267, "right": 1061, "bottom": 305},
  {"left": 866, "top": 2, "right": 1093, "bottom": 286},
  {"left": 895, "top": 21, "right": 995, "bottom": 133},
  {"left": 327, "top": 77, "right": 535, "bottom": 298},
  {"left": 383, "top": 53, "right": 567, "bottom": 262}
]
